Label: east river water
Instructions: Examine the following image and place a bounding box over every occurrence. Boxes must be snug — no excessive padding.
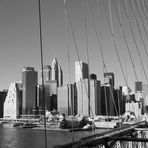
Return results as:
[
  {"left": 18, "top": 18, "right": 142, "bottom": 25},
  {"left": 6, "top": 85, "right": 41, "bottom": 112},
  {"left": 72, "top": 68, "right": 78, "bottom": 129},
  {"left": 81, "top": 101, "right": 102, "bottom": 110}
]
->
[
  {"left": 0, "top": 124, "right": 108, "bottom": 148},
  {"left": 1, "top": 124, "right": 148, "bottom": 148}
]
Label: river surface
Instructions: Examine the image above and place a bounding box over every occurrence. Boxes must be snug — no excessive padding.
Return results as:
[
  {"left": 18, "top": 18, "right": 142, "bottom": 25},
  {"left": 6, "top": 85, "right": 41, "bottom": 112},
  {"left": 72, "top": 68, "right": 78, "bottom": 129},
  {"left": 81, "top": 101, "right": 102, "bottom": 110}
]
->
[{"left": 0, "top": 124, "right": 108, "bottom": 148}]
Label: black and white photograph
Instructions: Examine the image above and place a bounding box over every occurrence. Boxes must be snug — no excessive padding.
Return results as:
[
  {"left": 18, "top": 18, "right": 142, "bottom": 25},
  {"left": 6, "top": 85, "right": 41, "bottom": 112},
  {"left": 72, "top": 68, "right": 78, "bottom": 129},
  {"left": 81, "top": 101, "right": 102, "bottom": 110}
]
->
[{"left": 0, "top": 0, "right": 148, "bottom": 147}]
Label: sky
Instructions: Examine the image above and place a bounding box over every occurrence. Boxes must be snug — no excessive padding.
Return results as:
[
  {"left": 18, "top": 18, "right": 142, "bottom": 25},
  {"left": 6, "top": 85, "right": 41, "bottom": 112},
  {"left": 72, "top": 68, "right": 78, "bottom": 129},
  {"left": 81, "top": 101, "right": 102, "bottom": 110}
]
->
[{"left": 0, "top": 0, "right": 148, "bottom": 93}]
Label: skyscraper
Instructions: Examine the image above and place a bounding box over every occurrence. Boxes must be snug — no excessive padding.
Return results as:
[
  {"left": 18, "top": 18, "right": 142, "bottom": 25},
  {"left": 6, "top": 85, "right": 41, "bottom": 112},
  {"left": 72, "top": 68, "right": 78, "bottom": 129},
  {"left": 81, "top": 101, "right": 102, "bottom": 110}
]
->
[
  {"left": 22, "top": 67, "right": 37, "bottom": 114},
  {"left": 75, "top": 61, "right": 89, "bottom": 82},
  {"left": 37, "top": 57, "right": 63, "bottom": 112},
  {"left": 58, "top": 84, "right": 76, "bottom": 116},
  {"left": 51, "top": 57, "right": 63, "bottom": 87},
  {"left": 101, "top": 72, "right": 115, "bottom": 116},
  {"left": 51, "top": 57, "right": 58, "bottom": 81},
  {"left": 76, "top": 79, "right": 101, "bottom": 116},
  {"left": 39, "top": 65, "right": 51, "bottom": 84}
]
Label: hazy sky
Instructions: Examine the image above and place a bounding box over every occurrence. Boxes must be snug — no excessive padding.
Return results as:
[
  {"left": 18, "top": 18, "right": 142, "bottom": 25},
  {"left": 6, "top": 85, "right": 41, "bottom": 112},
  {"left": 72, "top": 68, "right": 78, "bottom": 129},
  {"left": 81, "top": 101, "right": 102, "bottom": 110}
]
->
[{"left": 0, "top": 0, "right": 148, "bottom": 92}]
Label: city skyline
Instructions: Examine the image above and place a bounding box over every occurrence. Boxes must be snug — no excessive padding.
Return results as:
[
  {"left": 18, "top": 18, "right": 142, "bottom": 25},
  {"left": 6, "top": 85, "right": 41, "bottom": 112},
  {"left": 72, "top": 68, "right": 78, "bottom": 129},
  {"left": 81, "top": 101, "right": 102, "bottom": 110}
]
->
[{"left": 0, "top": 0, "right": 148, "bottom": 93}]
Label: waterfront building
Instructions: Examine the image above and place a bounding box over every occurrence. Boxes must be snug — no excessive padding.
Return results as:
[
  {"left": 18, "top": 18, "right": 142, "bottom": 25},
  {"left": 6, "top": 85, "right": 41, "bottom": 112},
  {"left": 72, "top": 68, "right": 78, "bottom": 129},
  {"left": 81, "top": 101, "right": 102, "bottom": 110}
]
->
[
  {"left": 125, "top": 102, "right": 142, "bottom": 117},
  {"left": 0, "top": 90, "right": 7, "bottom": 118},
  {"left": 3, "top": 82, "right": 22, "bottom": 119},
  {"left": 75, "top": 61, "right": 89, "bottom": 82},
  {"left": 142, "top": 84, "right": 148, "bottom": 113},
  {"left": 58, "top": 84, "right": 77, "bottom": 116},
  {"left": 76, "top": 78, "right": 101, "bottom": 116},
  {"left": 22, "top": 67, "right": 37, "bottom": 115}
]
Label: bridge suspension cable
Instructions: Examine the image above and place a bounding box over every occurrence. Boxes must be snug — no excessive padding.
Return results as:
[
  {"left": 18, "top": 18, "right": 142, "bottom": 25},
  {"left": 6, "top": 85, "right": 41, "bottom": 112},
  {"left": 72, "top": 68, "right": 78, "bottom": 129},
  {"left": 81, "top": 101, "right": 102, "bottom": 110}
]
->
[
  {"left": 37, "top": 0, "right": 47, "bottom": 148},
  {"left": 64, "top": 0, "right": 94, "bottom": 117},
  {"left": 130, "top": 0, "right": 148, "bottom": 60},
  {"left": 96, "top": 0, "right": 109, "bottom": 118},
  {"left": 121, "top": 0, "right": 148, "bottom": 84},
  {"left": 86, "top": 0, "right": 119, "bottom": 116},
  {"left": 138, "top": 0, "right": 148, "bottom": 40},
  {"left": 113, "top": 0, "right": 139, "bottom": 82}
]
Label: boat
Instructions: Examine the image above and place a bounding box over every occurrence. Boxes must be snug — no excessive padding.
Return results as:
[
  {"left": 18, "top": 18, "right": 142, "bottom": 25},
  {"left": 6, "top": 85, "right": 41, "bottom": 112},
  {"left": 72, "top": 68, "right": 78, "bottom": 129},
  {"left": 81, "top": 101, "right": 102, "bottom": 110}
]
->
[
  {"left": 22, "top": 123, "right": 37, "bottom": 128},
  {"left": 13, "top": 122, "right": 24, "bottom": 127},
  {"left": 60, "top": 116, "right": 95, "bottom": 131},
  {"left": 69, "top": 125, "right": 95, "bottom": 132}
]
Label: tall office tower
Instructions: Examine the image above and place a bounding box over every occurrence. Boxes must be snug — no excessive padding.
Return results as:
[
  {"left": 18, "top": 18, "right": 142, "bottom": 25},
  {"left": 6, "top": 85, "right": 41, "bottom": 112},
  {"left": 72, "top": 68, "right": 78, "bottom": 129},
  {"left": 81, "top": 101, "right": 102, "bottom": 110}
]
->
[
  {"left": 75, "top": 61, "right": 89, "bottom": 82},
  {"left": 37, "top": 84, "right": 50, "bottom": 111},
  {"left": 76, "top": 78, "right": 101, "bottom": 116},
  {"left": 40, "top": 65, "right": 51, "bottom": 84},
  {"left": 58, "top": 84, "right": 77, "bottom": 116},
  {"left": 104, "top": 72, "right": 114, "bottom": 87},
  {"left": 102, "top": 73, "right": 115, "bottom": 115},
  {"left": 51, "top": 57, "right": 58, "bottom": 81},
  {"left": 3, "top": 82, "right": 22, "bottom": 119},
  {"left": 58, "top": 65, "right": 63, "bottom": 87},
  {"left": 114, "top": 88, "right": 124, "bottom": 116},
  {"left": 119, "top": 86, "right": 126, "bottom": 114},
  {"left": 101, "top": 85, "right": 114, "bottom": 116},
  {"left": 22, "top": 67, "right": 37, "bottom": 114},
  {"left": 51, "top": 57, "right": 63, "bottom": 87}
]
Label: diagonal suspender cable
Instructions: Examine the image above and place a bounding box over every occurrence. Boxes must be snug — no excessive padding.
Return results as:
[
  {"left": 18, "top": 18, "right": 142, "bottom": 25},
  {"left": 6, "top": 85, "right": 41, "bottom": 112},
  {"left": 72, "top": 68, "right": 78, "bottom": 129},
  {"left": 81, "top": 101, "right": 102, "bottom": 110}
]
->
[
  {"left": 63, "top": 0, "right": 74, "bottom": 143},
  {"left": 131, "top": 0, "right": 148, "bottom": 59},
  {"left": 118, "top": 0, "right": 144, "bottom": 114},
  {"left": 113, "top": 0, "right": 139, "bottom": 82},
  {"left": 86, "top": 0, "right": 109, "bottom": 118},
  {"left": 85, "top": 0, "right": 107, "bottom": 73},
  {"left": 107, "top": 0, "right": 128, "bottom": 86},
  {"left": 144, "top": 0, "right": 148, "bottom": 15},
  {"left": 82, "top": 0, "right": 91, "bottom": 117},
  {"left": 64, "top": 1, "right": 71, "bottom": 88},
  {"left": 97, "top": 0, "right": 109, "bottom": 117},
  {"left": 109, "top": 0, "right": 137, "bottom": 116},
  {"left": 86, "top": 0, "right": 119, "bottom": 116},
  {"left": 96, "top": 0, "right": 109, "bottom": 117},
  {"left": 114, "top": 0, "right": 138, "bottom": 115},
  {"left": 138, "top": 0, "right": 148, "bottom": 34},
  {"left": 38, "top": 0, "right": 47, "bottom": 148},
  {"left": 64, "top": 0, "right": 93, "bottom": 117},
  {"left": 121, "top": 0, "right": 148, "bottom": 84}
]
